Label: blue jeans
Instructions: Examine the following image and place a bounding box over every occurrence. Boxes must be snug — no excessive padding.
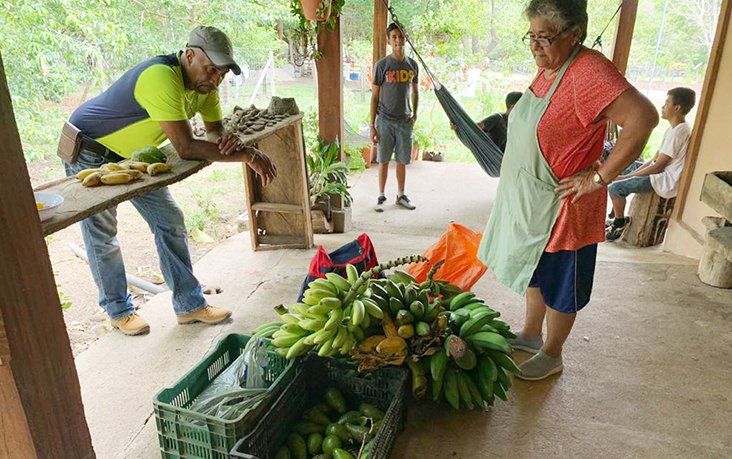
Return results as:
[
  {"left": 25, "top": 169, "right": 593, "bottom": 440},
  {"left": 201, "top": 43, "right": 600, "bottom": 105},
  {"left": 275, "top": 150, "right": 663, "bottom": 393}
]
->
[
  {"left": 608, "top": 160, "right": 652, "bottom": 198},
  {"left": 64, "top": 148, "right": 206, "bottom": 320}
]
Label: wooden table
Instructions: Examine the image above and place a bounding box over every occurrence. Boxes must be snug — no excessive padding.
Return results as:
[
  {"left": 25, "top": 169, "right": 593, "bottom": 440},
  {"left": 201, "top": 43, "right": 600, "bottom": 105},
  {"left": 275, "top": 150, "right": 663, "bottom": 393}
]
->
[{"left": 34, "top": 114, "right": 312, "bottom": 245}]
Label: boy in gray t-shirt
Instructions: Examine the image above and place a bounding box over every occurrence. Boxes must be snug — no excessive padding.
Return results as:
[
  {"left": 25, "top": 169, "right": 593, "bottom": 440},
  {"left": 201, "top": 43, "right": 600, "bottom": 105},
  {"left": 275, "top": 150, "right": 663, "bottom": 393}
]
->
[{"left": 370, "top": 23, "right": 419, "bottom": 212}]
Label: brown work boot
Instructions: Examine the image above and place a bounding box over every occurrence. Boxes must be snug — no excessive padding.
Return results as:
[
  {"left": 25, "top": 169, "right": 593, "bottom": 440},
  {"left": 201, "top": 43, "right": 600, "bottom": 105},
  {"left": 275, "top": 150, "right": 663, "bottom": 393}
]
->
[
  {"left": 111, "top": 313, "right": 150, "bottom": 336},
  {"left": 177, "top": 305, "right": 232, "bottom": 325}
]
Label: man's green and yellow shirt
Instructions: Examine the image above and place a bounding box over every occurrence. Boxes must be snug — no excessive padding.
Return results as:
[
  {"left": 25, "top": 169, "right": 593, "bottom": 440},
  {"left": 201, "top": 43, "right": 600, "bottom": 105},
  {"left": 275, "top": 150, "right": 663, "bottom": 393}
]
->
[{"left": 69, "top": 53, "right": 222, "bottom": 158}]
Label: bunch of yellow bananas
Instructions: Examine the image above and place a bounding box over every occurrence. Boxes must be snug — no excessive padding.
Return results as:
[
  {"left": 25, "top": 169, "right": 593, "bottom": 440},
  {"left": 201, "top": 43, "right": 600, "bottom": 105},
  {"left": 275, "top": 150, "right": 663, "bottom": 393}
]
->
[
  {"left": 263, "top": 265, "right": 380, "bottom": 360},
  {"left": 74, "top": 161, "right": 170, "bottom": 187}
]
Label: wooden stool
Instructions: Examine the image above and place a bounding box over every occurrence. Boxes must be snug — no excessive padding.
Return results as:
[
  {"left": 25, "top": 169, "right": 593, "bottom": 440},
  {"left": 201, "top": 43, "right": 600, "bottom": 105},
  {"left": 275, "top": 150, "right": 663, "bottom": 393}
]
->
[
  {"left": 622, "top": 191, "right": 676, "bottom": 247},
  {"left": 699, "top": 217, "right": 732, "bottom": 288}
]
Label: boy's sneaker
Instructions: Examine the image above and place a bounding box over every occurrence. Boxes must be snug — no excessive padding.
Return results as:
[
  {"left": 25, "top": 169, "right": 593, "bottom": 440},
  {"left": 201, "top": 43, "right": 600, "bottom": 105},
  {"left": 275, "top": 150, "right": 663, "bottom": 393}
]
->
[
  {"left": 606, "top": 218, "right": 629, "bottom": 241},
  {"left": 374, "top": 196, "right": 387, "bottom": 212},
  {"left": 396, "top": 194, "right": 416, "bottom": 210}
]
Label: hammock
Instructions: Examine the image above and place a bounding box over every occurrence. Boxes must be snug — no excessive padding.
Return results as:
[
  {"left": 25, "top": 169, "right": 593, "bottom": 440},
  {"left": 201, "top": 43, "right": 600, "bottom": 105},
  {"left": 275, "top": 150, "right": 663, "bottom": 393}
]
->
[
  {"left": 383, "top": 0, "right": 623, "bottom": 178},
  {"left": 433, "top": 83, "right": 503, "bottom": 177},
  {"left": 386, "top": 5, "right": 504, "bottom": 177}
]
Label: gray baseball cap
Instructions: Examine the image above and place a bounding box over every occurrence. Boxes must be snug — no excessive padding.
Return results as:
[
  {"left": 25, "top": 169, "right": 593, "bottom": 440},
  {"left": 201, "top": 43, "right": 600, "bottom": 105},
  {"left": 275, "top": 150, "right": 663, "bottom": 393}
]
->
[{"left": 187, "top": 26, "right": 241, "bottom": 75}]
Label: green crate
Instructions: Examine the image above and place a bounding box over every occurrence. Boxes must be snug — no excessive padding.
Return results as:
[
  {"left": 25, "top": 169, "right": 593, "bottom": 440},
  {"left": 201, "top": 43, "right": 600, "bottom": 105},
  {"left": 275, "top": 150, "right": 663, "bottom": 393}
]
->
[
  {"left": 154, "top": 333, "right": 298, "bottom": 459},
  {"left": 230, "top": 354, "right": 409, "bottom": 459}
]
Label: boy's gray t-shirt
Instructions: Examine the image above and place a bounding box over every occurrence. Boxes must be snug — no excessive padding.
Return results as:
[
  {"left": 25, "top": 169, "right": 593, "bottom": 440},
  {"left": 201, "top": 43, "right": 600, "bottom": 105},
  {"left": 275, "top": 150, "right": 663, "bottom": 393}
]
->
[{"left": 373, "top": 55, "right": 419, "bottom": 120}]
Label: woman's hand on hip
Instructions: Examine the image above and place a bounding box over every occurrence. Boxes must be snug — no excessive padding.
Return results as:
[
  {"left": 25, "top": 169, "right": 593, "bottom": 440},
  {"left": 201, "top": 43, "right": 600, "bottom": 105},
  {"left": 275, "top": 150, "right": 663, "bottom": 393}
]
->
[{"left": 555, "top": 168, "right": 603, "bottom": 203}]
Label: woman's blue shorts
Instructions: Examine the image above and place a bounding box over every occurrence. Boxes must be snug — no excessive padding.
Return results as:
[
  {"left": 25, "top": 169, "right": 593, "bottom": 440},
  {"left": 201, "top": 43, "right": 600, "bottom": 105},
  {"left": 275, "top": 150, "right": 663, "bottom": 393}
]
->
[{"left": 528, "top": 244, "right": 598, "bottom": 313}]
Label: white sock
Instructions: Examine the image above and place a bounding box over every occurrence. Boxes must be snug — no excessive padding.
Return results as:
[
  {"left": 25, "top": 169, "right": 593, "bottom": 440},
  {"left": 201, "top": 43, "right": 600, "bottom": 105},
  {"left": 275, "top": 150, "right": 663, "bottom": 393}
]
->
[
  {"left": 379, "top": 192, "right": 385, "bottom": 198},
  {"left": 397, "top": 191, "right": 404, "bottom": 197}
]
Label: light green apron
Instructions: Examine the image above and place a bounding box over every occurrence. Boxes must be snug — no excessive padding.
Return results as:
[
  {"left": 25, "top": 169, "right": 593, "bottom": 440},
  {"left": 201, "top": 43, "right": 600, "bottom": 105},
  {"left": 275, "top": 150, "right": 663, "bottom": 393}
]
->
[{"left": 478, "top": 46, "right": 581, "bottom": 294}]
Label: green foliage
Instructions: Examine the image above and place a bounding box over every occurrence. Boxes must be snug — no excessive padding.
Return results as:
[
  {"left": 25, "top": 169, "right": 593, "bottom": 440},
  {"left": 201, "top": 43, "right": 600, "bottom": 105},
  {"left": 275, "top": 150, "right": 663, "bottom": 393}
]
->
[
  {"left": 307, "top": 137, "right": 352, "bottom": 206},
  {"left": 412, "top": 124, "right": 433, "bottom": 151},
  {"left": 302, "top": 107, "right": 320, "bottom": 154},
  {"left": 343, "top": 144, "right": 367, "bottom": 172},
  {"left": 184, "top": 190, "right": 220, "bottom": 232},
  {"left": 207, "top": 168, "right": 242, "bottom": 183},
  {"left": 58, "top": 286, "right": 73, "bottom": 309}
]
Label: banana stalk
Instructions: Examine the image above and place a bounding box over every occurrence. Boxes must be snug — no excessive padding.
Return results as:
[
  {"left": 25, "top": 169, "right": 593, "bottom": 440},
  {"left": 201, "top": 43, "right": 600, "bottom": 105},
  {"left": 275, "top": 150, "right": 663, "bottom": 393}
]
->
[{"left": 343, "top": 255, "right": 428, "bottom": 305}]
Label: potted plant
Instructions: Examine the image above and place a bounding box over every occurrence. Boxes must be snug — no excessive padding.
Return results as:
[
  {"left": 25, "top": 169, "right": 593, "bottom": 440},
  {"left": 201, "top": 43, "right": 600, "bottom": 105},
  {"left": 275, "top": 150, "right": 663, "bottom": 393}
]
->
[
  {"left": 360, "top": 145, "right": 372, "bottom": 168},
  {"left": 299, "top": 0, "right": 331, "bottom": 22},
  {"left": 288, "top": 0, "right": 345, "bottom": 60},
  {"left": 412, "top": 125, "right": 432, "bottom": 161},
  {"left": 307, "top": 137, "right": 352, "bottom": 232}
]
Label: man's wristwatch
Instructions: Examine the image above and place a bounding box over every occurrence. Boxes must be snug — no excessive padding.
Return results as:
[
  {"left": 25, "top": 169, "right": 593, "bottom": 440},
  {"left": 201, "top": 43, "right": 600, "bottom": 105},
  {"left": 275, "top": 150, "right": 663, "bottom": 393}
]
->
[{"left": 592, "top": 170, "right": 607, "bottom": 186}]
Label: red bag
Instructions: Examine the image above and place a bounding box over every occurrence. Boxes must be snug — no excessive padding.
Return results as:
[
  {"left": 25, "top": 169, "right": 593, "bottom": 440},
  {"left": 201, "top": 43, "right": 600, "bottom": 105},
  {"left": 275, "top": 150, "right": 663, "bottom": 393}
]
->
[
  {"left": 406, "top": 223, "right": 486, "bottom": 291},
  {"left": 297, "top": 234, "right": 378, "bottom": 301}
]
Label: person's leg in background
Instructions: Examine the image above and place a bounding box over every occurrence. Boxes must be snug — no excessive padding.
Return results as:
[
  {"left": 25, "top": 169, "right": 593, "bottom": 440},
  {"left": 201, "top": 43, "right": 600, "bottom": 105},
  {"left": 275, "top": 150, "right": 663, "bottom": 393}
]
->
[
  {"left": 375, "top": 116, "right": 395, "bottom": 212},
  {"left": 394, "top": 119, "right": 415, "bottom": 210},
  {"left": 130, "top": 187, "right": 231, "bottom": 324},
  {"left": 607, "top": 160, "right": 646, "bottom": 221}
]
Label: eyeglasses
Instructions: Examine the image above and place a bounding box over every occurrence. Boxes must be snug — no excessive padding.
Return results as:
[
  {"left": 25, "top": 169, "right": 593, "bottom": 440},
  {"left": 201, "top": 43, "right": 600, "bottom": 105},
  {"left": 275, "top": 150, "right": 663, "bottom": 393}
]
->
[{"left": 522, "top": 29, "right": 567, "bottom": 47}]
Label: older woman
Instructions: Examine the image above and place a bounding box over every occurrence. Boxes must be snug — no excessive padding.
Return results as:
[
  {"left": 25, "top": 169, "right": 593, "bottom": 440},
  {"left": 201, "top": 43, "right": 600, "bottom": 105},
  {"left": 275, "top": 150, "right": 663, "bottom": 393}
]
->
[{"left": 478, "top": 0, "right": 658, "bottom": 380}]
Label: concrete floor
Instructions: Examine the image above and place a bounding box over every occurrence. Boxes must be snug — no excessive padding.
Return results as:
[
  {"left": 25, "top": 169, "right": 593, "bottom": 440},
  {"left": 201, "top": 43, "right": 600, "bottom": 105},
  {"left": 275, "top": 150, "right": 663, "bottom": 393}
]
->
[{"left": 74, "top": 162, "right": 732, "bottom": 458}]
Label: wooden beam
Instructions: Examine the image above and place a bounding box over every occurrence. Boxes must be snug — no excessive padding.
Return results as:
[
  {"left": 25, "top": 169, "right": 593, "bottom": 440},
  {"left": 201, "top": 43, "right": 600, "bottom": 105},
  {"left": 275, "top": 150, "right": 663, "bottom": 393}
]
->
[
  {"left": 0, "top": 53, "right": 95, "bottom": 457},
  {"left": 610, "top": 0, "right": 638, "bottom": 74},
  {"left": 672, "top": 0, "right": 731, "bottom": 221},
  {"left": 373, "top": 0, "right": 390, "bottom": 67},
  {"left": 316, "top": 16, "right": 344, "bottom": 158},
  {"left": 251, "top": 202, "right": 305, "bottom": 213}
]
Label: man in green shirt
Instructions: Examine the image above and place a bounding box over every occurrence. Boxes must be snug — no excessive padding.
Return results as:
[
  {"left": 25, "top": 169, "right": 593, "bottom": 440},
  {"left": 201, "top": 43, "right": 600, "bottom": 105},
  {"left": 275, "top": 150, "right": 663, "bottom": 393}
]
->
[{"left": 65, "top": 26, "right": 277, "bottom": 335}]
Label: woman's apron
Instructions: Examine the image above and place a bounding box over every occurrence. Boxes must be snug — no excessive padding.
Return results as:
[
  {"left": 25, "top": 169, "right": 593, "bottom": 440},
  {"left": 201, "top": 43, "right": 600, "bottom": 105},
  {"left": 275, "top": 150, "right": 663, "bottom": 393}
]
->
[{"left": 478, "top": 46, "right": 581, "bottom": 294}]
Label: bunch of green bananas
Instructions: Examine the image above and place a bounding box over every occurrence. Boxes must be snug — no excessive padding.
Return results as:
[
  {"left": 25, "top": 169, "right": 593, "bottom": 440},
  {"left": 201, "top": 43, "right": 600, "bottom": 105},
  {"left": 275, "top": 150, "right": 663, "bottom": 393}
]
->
[
  {"left": 364, "top": 270, "right": 448, "bottom": 340},
  {"left": 427, "top": 291, "right": 519, "bottom": 409},
  {"left": 255, "top": 255, "right": 429, "bottom": 361}
]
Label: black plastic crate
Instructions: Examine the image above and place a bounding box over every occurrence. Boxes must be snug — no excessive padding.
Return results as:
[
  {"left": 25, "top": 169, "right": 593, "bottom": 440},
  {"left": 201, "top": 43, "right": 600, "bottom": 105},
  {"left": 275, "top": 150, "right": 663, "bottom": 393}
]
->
[{"left": 230, "top": 355, "right": 409, "bottom": 459}]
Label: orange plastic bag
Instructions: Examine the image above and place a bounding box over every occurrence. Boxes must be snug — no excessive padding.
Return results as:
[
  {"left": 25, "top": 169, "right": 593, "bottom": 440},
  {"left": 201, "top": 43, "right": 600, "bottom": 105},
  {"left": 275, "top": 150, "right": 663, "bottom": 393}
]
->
[{"left": 406, "top": 222, "right": 487, "bottom": 291}]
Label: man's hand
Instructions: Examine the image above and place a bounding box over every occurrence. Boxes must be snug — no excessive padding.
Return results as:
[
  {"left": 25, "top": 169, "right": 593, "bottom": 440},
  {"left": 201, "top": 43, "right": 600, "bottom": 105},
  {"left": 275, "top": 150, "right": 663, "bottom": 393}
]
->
[
  {"left": 217, "top": 132, "right": 246, "bottom": 156},
  {"left": 615, "top": 174, "right": 629, "bottom": 181},
  {"left": 450, "top": 122, "right": 456, "bottom": 130},
  {"left": 409, "top": 115, "right": 417, "bottom": 125},
  {"left": 246, "top": 149, "right": 277, "bottom": 186},
  {"left": 370, "top": 126, "right": 380, "bottom": 144}
]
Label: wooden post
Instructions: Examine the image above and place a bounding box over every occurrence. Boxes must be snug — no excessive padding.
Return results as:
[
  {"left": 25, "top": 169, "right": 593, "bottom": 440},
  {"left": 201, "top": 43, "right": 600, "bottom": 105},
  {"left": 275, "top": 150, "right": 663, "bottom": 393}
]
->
[
  {"left": 605, "top": 0, "right": 638, "bottom": 139},
  {"left": 373, "top": 0, "right": 390, "bottom": 67},
  {"left": 316, "top": 16, "right": 351, "bottom": 232},
  {"left": 0, "top": 54, "right": 95, "bottom": 457},
  {"left": 610, "top": 0, "right": 638, "bottom": 74},
  {"left": 370, "top": 0, "right": 390, "bottom": 164},
  {"left": 316, "top": 16, "right": 344, "bottom": 157}
]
